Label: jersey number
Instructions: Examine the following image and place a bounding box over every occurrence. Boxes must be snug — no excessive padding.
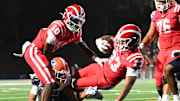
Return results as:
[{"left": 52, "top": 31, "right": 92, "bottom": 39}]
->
[
  {"left": 109, "top": 52, "right": 121, "bottom": 72},
  {"left": 157, "top": 19, "right": 171, "bottom": 34},
  {"left": 51, "top": 25, "right": 60, "bottom": 35}
]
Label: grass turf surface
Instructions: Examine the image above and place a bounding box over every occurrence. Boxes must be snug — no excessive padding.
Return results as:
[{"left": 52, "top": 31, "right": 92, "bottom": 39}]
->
[{"left": 0, "top": 79, "right": 173, "bottom": 101}]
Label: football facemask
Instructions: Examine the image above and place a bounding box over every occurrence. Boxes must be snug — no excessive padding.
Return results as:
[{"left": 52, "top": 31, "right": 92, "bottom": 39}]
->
[{"left": 154, "top": 0, "right": 171, "bottom": 12}]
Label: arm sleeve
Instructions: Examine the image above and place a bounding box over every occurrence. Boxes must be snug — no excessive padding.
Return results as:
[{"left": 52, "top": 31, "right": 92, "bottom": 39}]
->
[
  {"left": 46, "top": 29, "right": 57, "bottom": 45},
  {"left": 126, "top": 67, "right": 138, "bottom": 77}
]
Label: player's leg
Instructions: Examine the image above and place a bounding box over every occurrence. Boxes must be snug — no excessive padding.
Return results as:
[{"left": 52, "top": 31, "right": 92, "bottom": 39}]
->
[
  {"left": 176, "top": 72, "right": 180, "bottom": 95},
  {"left": 41, "top": 82, "right": 56, "bottom": 101},
  {"left": 60, "top": 85, "right": 79, "bottom": 101},
  {"left": 154, "top": 51, "right": 172, "bottom": 101},
  {"left": 24, "top": 45, "right": 56, "bottom": 85},
  {"left": 29, "top": 84, "right": 38, "bottom": 101},
  {"left": 73, "top": 64, "right": 106, "bottom": 100},
  {"left": 162, "top": 77, "right": 171, "bottom": 101},
  {"left": 73, "top": 63, "right": 99, "bottom": 79},
  {"left": 24, "top": 45, "right": 56, "bottom": 101},
  {"left": 164, "top": 57, "right": 180, "bottom": 100},
  {"left": 154, "top": 59, "right": 163, "bottom": 99}
]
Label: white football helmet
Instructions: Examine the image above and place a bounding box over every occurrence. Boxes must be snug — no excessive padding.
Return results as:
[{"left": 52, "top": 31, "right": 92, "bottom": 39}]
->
[{"left": 114, "top": 24, "right": 141, "bottom": 52}]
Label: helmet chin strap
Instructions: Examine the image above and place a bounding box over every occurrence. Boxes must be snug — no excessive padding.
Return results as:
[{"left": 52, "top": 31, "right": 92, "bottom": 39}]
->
[{"left": 71, "top": 25, "right": 76, "bottom": 33}]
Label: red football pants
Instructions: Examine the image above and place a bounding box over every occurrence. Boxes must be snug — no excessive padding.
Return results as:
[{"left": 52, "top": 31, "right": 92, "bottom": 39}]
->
[
  {"left": 24, "top": 44, "right": 56, "bottom": 85},
  {"left": 74, "top": 63, "right": 114, "bottom": 89},
  {"left": 154, "top": 47, "right": 180, "bottom": 87}
]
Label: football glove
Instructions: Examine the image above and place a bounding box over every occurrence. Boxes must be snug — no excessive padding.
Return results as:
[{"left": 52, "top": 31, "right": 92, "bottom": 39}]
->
[
  {"left": 138, "top": 43, "right": 144, "bottom": 50},
  {"left": 95, "top": 38, "right": 110, "bottom": 54}
]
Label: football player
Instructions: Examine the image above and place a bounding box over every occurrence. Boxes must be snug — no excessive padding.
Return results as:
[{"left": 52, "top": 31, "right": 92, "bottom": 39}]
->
[
  {"left": 13, "top": 4, "right": 104, "bottom": 101},
  {"left": 28, "top": 57, "right": 78, "bottom": 101},
  {"left": 73, "top": 24, "right": 144, "bottom": 101},
  {"left": 139, "top": 0, "right": 180, "bottom": 101}
]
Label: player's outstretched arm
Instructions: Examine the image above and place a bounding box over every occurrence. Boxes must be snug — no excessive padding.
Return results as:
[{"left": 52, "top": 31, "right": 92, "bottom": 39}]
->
[
  {"left": 115, "top": 76, "right": 137, "bottom": 101},
  {"left": 76, "top": 39, "right": 106, "bottom": 66},
  {"left": 76, "top": 39, "right": 98, "bottom": 60},
  {"left": 140, "top": 21, "right": 158, "bottom": 49}
]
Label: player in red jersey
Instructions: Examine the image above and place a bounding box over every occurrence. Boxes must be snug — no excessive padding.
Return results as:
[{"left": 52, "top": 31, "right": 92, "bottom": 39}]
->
[
  {"left": 13, "top": 4, "right": 104, "bottom": 101},
  {"left": 139, "top": 0, "right": 180, "bottom": 100},
  {"left": 73, "top": 24, "right": 144, "bottom": 101}
]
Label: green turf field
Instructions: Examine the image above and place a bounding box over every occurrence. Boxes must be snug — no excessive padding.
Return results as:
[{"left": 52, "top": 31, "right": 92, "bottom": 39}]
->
[{"left": 0, "top": 79, "right": 173, "bottom": 101}]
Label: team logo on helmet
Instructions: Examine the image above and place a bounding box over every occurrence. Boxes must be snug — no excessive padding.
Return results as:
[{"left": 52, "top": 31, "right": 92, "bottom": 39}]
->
[{"left": 51, "top": 60, "right": 57, "bottom": 67}]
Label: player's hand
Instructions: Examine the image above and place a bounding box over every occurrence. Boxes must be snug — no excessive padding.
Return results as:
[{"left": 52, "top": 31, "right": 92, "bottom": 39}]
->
[
  {"left": 138, "top": 43, "right": 144, "bottom": 50},
  {"left": 95, "top": 57, "right": 108, "bottom": 67},
  {"left": 95, "top": 38, "right": 110, "bottom": 54}
]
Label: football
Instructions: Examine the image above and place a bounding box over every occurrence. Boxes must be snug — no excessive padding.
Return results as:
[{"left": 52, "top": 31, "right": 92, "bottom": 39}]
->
[{"left": 100, "top": 35, "right": 114, "bottom": 53}]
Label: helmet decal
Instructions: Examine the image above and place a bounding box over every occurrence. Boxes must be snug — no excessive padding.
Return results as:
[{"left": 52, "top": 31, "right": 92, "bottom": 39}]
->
[{"left": 51, "top": 60, "right": 57, "bottom": 67}]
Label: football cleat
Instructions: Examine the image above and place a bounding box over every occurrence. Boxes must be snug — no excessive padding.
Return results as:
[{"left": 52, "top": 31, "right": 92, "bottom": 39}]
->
[{"left": 86, "top": 90, "right": 103, "bottom": 100}]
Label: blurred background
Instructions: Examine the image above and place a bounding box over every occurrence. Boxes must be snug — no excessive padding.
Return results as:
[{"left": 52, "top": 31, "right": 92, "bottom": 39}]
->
[{"left": 0, "top": 0, "right": 179, "bottom": 79}]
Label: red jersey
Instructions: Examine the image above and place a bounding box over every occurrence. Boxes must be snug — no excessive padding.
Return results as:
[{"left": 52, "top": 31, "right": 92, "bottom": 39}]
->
[
  {"left": 32, "top": 20, "right": 82, "bottom": 53},
  {"left": 151, "top": 5, "right": 180, "bottom": 50},
  {"left": 103, "top": 49, "right": 144, "bottom": 85}
]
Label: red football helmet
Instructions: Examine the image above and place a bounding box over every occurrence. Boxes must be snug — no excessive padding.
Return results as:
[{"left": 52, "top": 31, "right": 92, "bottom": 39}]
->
[
  {"left": 51, "top": 57, "right": 70, "bottom": 82},
  {"left": 62, "top": 4, "right": 85, "bottom": 33},
  {"left": 114, "top": 24, "right": 142, "bottom": 52},
  {"left": 154, "top": 0, "right": 177, "bottom": 12}
]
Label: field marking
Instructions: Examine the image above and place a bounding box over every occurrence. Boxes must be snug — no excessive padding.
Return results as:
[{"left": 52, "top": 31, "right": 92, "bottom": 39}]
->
[
  {"left": 0, "top": 83, "right": 31, "bottom": 86},
  {"left": 0, "top": 97, "right": 28, "bottom": 99},
  {"left": 0, "top": 93, "right": 28, "bottom": 95}
]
